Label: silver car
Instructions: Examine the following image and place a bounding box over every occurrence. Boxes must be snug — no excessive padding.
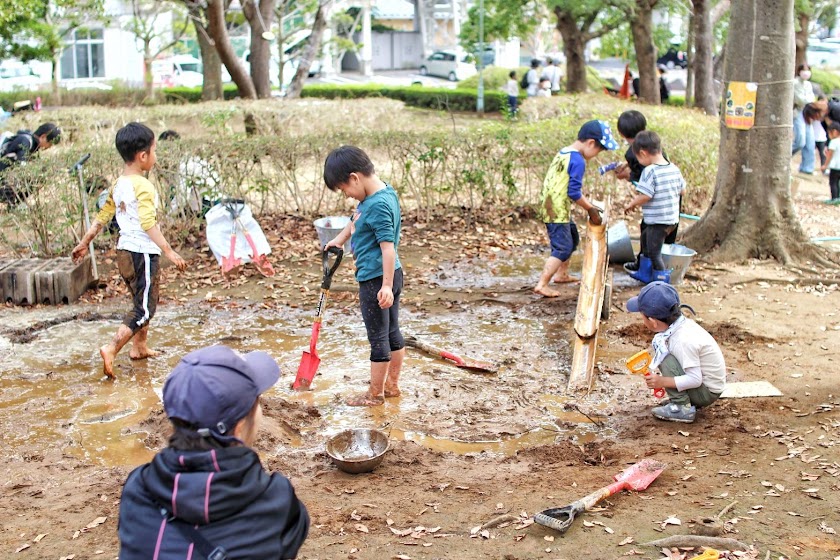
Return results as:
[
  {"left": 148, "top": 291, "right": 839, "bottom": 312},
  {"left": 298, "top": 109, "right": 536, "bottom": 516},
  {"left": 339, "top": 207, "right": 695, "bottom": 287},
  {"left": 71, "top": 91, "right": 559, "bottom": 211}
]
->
[{"left": 419, "top": 51, "right": 477, "bottom": 82}]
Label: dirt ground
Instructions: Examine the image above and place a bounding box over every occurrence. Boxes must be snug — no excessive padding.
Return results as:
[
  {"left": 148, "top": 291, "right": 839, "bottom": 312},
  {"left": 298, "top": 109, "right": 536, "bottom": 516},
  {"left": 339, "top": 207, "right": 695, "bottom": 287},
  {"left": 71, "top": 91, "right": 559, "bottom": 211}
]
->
[{"left": 1, "top": 175, "right": 839, "bottom": 560}]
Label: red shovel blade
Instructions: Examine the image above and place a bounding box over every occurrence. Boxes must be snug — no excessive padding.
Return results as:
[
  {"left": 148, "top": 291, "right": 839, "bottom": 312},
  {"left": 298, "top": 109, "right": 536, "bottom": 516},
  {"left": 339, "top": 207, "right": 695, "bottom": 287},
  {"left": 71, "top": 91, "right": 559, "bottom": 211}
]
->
[
  {"left": 292, "top": 349, "right": 320, "bottom": 391},
  {"left": 613, "top": 458, "right": 667, "bottom": 491}
]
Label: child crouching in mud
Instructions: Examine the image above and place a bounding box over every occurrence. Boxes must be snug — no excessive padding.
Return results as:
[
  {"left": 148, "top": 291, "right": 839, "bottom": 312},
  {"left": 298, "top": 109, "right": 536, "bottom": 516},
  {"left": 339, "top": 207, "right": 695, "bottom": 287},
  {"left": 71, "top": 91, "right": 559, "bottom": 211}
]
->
[
  {"left": 626, "top": 281, "right": 727, "bottom": 423},
  {"left": 323, "top": 146, "right": 405, "bottom": 406},
  {"left": 72, "top": 123, "right": 186, "bottom": 378}
]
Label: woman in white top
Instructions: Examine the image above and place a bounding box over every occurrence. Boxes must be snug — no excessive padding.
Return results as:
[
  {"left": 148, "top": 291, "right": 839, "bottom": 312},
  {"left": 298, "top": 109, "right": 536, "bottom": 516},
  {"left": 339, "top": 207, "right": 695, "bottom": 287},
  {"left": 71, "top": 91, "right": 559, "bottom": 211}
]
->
[{"left": 792, "top": 64, "right": 816, "bottom": 174}]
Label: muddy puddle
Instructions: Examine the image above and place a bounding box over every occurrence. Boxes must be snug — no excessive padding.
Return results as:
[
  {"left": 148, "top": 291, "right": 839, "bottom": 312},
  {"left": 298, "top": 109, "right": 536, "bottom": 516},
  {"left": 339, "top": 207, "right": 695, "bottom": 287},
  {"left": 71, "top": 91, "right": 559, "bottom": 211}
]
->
[{"left": 0, "top": 249, "right": 625, "bottom": 468}]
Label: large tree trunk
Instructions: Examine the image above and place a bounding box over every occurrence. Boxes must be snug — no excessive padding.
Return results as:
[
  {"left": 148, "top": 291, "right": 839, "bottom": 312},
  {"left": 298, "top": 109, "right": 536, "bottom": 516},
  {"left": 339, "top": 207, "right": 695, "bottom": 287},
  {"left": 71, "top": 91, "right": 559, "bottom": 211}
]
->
[
  {"left": 51, "top": 55, "right": 61, "bottom": 104},
  {"left": 207, "top": 0, "right": 256, "bottom": 99},
  {"left": 286, "top": 0, "right": 330, "bottom": 99},
  {"left": 795, "top": 10, "right": 808, "bottom": 71},
  {"left": 555, "top": 11, "right": 587, "bottom": 93},
  {"left": 685, "top": 11, "right": 694, "bottom": 107},
  {"left": 683, "top": 0, "right": 826, "bottom": 265},
  {"left": 630, "top": 0, "right": 659, "bottom": 105},
  {"left": 143, "top": 42, "right": 154, "bottom": 100},
  {"left": 192, "top": 13, "right": 223, "bottom": 100},
  {"left": 693, "top": 0, "right": 717, "bottom": 115},
  {"left": 243, "top": 0, "right": 276, "bottom": 98}
]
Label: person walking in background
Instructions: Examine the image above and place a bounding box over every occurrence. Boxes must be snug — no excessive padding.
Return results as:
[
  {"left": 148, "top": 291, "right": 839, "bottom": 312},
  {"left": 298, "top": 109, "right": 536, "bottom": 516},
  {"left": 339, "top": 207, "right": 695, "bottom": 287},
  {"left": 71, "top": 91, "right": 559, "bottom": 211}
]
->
[
  {"left": 792, "top": 64, "right": 816, "bottom": 175},
  {"left": 820, "top": 121, "right": 840, "bottom": 203},
  {"left": 504, "top": 71, "right": 519, "bottom": 117},
  {"left": 525, "top": 59, "right": 541, "bottom": 97},
  {"left": 811, "top": 97, "right": 829, "bottom": 170},
  {"left": 543, "top": 58, "right": 562, "bottom": 95}
]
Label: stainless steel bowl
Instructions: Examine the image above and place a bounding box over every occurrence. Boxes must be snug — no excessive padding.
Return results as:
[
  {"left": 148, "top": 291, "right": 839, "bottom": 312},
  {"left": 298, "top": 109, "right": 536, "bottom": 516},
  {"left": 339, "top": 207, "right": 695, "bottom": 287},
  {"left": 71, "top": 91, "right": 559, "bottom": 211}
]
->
[{"left": 326, "top": 428, "right": 390, "bottom": 474}]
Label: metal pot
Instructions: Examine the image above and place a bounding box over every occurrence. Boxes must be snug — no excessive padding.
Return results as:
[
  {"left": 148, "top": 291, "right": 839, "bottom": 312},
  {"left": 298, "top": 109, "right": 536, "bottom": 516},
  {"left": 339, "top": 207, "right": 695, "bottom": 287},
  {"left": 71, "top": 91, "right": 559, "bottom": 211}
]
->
[{"left": 326, "top": 428, "right": 390, "bottom": 474}]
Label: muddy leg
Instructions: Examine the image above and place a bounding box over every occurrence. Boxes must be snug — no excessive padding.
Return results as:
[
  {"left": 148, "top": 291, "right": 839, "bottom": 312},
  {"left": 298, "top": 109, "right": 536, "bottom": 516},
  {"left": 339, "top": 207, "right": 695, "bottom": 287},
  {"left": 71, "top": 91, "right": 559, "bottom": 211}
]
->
[
  {"left": 384, "top": 347, "right": 405, "bottom": 397},
  {"left": 346, "top": 361, "right": 388, "bottom": 407},
  {"left": 100, "top": 325, "right": 134, "bottom": 379},
  {"left": 534, "top": 257, "right": 562, "bottom": 297},
  {"left": 129, "top": 325, "right": 160, "bottom": 360},
  {"left": 551, "top": 259, "right": 577, "bottom": 283}
]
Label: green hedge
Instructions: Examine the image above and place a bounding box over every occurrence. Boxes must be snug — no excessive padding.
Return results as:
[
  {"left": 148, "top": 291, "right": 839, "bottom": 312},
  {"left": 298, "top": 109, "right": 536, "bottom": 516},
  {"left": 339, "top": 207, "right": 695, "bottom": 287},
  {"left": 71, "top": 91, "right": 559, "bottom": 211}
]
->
[
  {"left": 811, "top": 68, "right": 840, "bottom": 96},
  {"left": 0, "top": 85, "right": 241, "bottom": 108},
  {"left": 459, "top": 66, "right": 530, "bottom": 90},
  {"left": 300, "top": 84, "right": 510, "bottom": 113}
]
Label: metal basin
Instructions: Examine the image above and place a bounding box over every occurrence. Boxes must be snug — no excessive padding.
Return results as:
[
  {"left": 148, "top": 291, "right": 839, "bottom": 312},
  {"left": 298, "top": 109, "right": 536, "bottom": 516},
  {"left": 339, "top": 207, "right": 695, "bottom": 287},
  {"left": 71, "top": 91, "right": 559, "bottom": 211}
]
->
[
  {"left": 607, "top": 221, "right": 635, "bottom": 264},
  {"left": 326, "top": 428, "right": 390, "bottom": 474},
  {"left": 661, "top": 243, "right": 697, "bottom": 285}
]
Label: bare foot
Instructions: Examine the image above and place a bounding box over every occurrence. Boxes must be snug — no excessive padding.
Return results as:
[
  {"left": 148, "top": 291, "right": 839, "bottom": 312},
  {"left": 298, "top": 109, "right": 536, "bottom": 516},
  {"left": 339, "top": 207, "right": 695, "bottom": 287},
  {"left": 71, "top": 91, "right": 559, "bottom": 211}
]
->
[
  {"left": 345, "top": 393, "right": 385, "bottom": 407},
  {"left": 100, "top": 345, "right": 116, "bottom": 379},
  {"left": 534, "top": 285, "right": 561, "bottom": 298},
  {"left": 384, "top": 386, "right": 401, "bottom": 398},
  {"left": 551, "top": 274, "right": 579, "bottom": 284},
  {"left": 129, "top": 348, "right": 160, "bottom": 360}
]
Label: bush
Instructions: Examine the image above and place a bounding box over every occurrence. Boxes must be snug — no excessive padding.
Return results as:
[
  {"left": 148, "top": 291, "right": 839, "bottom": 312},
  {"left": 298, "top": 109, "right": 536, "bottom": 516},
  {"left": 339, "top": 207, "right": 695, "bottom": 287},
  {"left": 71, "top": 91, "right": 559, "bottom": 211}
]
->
[
  {"left": 300, "top": 84, "right": 510, "bottom": 113},
  {"left": 459, "top": 66, "right": 530, "bottom": 90},
  {"left": 811, "top": 69, "right": 840, "bottom": 97},
  {"left": 0, "top": 85, "right": 241, "bottom": 109}
]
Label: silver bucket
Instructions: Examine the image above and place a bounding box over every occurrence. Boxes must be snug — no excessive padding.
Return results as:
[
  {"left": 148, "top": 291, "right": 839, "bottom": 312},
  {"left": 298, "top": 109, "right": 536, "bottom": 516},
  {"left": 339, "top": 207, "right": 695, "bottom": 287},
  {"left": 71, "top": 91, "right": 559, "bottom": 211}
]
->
[
  {"left": 662, "top": 244, "right": 697, "bottom": 285},
  {"left": 313, "top": 216, "right": 351, "bottom": 254},
  {"left": 607, "top": 221, "right": 635, "bottom": 264}
]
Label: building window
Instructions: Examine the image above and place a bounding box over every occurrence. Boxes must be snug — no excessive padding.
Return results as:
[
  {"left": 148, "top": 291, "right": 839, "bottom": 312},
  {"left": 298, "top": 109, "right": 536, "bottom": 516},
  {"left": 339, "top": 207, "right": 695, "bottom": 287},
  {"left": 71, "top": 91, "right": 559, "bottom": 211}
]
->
[{"left": 60, "top": 28, "right": 105, "bottom": 79}]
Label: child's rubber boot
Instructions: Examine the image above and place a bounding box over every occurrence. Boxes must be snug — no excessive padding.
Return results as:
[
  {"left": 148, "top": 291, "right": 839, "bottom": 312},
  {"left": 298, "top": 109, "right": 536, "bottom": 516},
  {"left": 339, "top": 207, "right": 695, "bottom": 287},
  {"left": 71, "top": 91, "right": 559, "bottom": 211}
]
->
[
  {"left": 628, "top": 255, "right": 653, "bottom": 284},
  {"left": 652, "top": 268, "right": 672, "bottom": 284}
]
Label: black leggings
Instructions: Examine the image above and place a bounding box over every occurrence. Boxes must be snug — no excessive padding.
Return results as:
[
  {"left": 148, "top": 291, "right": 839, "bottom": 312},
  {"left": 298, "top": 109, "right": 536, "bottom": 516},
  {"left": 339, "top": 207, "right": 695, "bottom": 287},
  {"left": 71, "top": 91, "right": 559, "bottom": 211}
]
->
[
  {"left": 359, "top": 268, "right": 405, "bottom": 362},
  {"left": 642, "top": 224, "right": 676, "bottom": 270}
]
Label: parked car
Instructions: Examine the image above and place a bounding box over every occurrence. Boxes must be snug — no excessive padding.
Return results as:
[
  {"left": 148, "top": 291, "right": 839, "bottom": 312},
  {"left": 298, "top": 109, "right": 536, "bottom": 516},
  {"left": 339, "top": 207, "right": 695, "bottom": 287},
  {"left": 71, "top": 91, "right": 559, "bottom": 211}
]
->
[
  {"left": 806, "top": 42, "right": 840, "bottom": 68},
  {"left": 657, "top": 48, "right": 687, "bottom": 70},
  {"left": 152, "top": 55, "right": 204, "bottom": 88},
  {"left": 0, "top": 65, "right": 46, "bottom": 92},
  {"left": 419, "top": 51, "right": 477, "bottom": 81}
]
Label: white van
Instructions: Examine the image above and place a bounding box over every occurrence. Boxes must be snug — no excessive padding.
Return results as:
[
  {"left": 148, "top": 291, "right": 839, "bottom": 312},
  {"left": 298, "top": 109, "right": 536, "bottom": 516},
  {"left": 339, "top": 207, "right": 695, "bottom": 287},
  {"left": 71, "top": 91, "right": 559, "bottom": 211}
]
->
[{"left": 152, "top": 55, "right": 204, "bottom": 88}]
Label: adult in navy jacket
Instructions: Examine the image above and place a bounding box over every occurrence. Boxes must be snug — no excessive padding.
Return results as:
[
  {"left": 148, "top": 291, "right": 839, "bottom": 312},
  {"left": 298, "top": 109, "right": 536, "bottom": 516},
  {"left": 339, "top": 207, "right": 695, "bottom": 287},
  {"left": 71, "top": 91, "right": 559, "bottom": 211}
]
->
[{"left": 118, "top": 345, "right": 309, "bottom": 559}]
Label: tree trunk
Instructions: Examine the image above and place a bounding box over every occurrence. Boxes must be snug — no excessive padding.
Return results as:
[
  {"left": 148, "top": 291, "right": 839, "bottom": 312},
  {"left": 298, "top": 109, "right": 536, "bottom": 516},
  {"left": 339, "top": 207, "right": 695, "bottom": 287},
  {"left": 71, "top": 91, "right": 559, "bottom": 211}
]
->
[
  {"left": 207, "top": 0, "right": 256, "bottom": 99},
  {"left": 693, "top": 0, "right": 717, "bottom": 115},
  {"left": 795, "top": 11, "right": 808, "bottom": 71},
  {"left": 555, "top": 10, "right": 587, "bottom": 93},
  {"left": 243, "top": 0, "right": 276, "bottom": 98},
  {"left": 630, "top": 1, "right": 659, "bottom": 105},
  {"left": 144, "top": 41, "right": 154, "bottom": 100},
  {"left": 686, "top": 11, "right": 694, "bottom": 107},
  {"left": 51, "top": 55, "right": 61, "bottom": 105},
  {"left": 191, "top": 11, "right": 223, "bottom": 100},
  {"left": 286, "top": 0, "right": 330, "bottom": 99},
  {"left": 682, "top": 0, "right": 827, "bottom": 265}
]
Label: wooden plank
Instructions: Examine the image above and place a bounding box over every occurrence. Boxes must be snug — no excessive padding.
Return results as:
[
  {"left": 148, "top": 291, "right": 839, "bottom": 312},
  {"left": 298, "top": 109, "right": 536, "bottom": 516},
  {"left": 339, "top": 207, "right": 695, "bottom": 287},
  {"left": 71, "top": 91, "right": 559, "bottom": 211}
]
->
[{"left": 573, "top": 222, "right": 608, "bottom": 339}]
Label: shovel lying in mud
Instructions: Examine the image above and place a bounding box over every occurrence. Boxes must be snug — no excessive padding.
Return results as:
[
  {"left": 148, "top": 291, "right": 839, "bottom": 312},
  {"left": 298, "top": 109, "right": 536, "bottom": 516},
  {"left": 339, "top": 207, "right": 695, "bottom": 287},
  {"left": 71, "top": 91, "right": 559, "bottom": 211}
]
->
[
  {"left": 292, "top": 247, "right": 344, "bottom": 391},
  {"left": 534, "top": 459, "right": 666, "bottom": 533},
  {"left": 404, "top": 335, "right": 497, "bottom": 373}
]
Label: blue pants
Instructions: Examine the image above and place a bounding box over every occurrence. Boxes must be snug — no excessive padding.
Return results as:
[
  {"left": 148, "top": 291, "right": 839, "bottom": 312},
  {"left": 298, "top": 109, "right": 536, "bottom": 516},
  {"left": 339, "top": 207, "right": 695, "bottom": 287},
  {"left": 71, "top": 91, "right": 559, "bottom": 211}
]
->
[
  {"left": 546, "top": 222, "right": 579, "bottom": 261},
  {"left": 792, "top": 111, "right": 815, "bottom": 173},
  {"left": 507, "top": 95, "right": 518, "bottom": 116}
]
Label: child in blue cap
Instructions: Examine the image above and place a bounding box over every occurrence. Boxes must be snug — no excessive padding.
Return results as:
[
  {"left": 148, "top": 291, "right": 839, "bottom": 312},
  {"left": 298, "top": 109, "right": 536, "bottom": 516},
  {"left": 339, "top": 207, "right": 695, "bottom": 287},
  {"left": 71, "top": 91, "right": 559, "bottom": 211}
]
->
[
  {"left": 534, "top": 119, "right": 617, "bottom": 297},
  {"left": 626, "top": 282, "right": 727, "bottom": 423}
]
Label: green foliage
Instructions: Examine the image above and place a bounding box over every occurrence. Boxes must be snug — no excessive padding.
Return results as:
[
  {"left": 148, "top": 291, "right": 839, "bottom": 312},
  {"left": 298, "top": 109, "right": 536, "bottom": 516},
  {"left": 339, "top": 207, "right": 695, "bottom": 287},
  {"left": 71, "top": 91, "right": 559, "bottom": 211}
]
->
[
  {"left": 0, "top": 84, "right": 240, "bottom": 108},
  {"left": 459, "top": 67, "right": 530, "bottom": 90},
  {"left": 300, "top": 84, "right": 511, "bottom": 113},
  {"left": 598, "top": 23, "right": 678, "bottom": 61},
  {"left": 811, "top": 69, "right": 840, "bottom": 95},
  {"left": 459, "top": 0, "right": 538, "bottom": 52}
]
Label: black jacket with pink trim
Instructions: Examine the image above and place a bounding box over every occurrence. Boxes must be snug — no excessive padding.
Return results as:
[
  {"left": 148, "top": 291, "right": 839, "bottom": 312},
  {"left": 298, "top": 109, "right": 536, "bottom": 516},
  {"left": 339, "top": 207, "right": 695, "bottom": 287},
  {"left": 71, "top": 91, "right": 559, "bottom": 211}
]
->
[{"left": 118, "top": 446, "right": 309, "bottom": 559}]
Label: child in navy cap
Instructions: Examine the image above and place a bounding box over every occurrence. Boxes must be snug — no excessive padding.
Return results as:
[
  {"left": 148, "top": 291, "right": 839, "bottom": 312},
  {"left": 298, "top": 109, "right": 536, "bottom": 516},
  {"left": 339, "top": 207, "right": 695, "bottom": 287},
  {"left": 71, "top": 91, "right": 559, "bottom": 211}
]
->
[
  {"left": 626, "top": 282, "right": 727, "bottom": 423},
  {"left": 118, "top": 345, "right": 309, "bottom": 559},
  {"left": 534, "top": 119, "right": 617, "bottom": 297}
]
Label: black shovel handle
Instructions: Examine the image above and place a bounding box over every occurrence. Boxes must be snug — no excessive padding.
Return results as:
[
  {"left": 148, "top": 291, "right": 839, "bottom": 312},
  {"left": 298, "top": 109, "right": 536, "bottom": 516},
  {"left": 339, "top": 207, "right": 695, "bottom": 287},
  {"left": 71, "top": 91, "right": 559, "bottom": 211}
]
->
[
  {"left": 534, "top": 501, "right": 585, "bottom": 534},
  {"left": 69, "top": 153, "right": 91, "bottom": 174},
  {"left": 321, "top": 247, "right": 344, "bottom": 289}
]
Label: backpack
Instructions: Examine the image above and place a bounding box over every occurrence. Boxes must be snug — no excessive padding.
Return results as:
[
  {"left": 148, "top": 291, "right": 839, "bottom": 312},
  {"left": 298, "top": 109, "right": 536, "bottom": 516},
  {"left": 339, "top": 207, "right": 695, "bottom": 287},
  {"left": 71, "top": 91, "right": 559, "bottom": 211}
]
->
[{"left": 520, "top": 71, "right": 530, "bottom": 90}]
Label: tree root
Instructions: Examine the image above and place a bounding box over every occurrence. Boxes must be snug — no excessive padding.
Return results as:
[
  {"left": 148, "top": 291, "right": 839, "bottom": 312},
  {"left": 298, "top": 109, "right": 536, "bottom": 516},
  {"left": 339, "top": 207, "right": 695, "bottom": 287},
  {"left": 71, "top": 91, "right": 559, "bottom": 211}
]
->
[
  {"left": 641, "top": 535, "right": 750, "bottom": 551},
  {"left": 480, "top": 513, "right": 518, "bottom": 529}
]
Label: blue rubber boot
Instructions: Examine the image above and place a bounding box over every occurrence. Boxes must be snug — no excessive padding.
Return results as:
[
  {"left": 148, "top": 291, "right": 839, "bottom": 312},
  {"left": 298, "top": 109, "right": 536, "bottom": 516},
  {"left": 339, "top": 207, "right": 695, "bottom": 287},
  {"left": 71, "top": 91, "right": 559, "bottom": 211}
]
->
[
  {"left": 628, "top": 255, "right": 653, "bottom": 283},
  {"left": 652, "top": 268, "right": 672, "bottom": 284}
]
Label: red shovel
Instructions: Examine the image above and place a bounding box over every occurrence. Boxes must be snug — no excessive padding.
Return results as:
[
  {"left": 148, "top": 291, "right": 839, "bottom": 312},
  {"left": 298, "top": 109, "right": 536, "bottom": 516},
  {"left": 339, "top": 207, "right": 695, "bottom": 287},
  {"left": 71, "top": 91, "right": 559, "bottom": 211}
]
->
[
  {"left": 292, "top": 247, "right": 344, "bottom": 391},
  {"left": 534, "top": 459, "right": 666, "bottom": 533}
]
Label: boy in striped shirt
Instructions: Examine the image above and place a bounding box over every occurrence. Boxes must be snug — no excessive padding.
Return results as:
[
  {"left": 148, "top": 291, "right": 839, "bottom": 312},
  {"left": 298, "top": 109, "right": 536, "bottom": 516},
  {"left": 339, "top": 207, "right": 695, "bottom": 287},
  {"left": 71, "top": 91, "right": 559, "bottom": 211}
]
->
[{"left": 623, "top": 130, "right": 684, "bottom": 284}]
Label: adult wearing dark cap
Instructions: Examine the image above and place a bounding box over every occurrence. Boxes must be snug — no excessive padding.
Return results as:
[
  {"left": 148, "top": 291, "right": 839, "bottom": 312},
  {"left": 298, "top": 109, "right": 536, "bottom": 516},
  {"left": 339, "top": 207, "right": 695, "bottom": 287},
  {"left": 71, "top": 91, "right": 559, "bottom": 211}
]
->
[
  {"left": 626, "top": 282, "right": 726, "bottom": 423},
  {"left": 118, "top": 345, "right": 309, "bottom": 559}
]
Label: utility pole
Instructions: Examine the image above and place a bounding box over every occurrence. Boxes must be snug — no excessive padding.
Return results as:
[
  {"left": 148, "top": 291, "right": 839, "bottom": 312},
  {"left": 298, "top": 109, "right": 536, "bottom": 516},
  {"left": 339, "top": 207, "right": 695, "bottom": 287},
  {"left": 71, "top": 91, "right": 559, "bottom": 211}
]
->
[{"left": 476, "top": 0, "right": 484, "bottom": 113}]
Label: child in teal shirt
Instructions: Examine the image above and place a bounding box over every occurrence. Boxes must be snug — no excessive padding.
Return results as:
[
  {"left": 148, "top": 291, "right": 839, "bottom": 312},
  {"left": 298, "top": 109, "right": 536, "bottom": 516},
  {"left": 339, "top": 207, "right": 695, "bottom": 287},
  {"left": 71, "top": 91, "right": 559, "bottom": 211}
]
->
[{"left": 324, "top": 146, "right": 404, "bottom": 406}]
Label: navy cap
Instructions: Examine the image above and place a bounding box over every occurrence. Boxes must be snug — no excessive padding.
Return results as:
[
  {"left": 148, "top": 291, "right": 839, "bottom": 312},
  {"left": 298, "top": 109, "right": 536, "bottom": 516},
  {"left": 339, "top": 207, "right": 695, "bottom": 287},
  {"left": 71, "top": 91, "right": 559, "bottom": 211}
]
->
[
  {"left": 578, "top": 119, "right": 618, "bottom": 151},
  {"left": 626, "top": 281, "right": 681, "bottom": 320},
  {"left": 163, "top": 345, "right": 280, "bottom": 442}
]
